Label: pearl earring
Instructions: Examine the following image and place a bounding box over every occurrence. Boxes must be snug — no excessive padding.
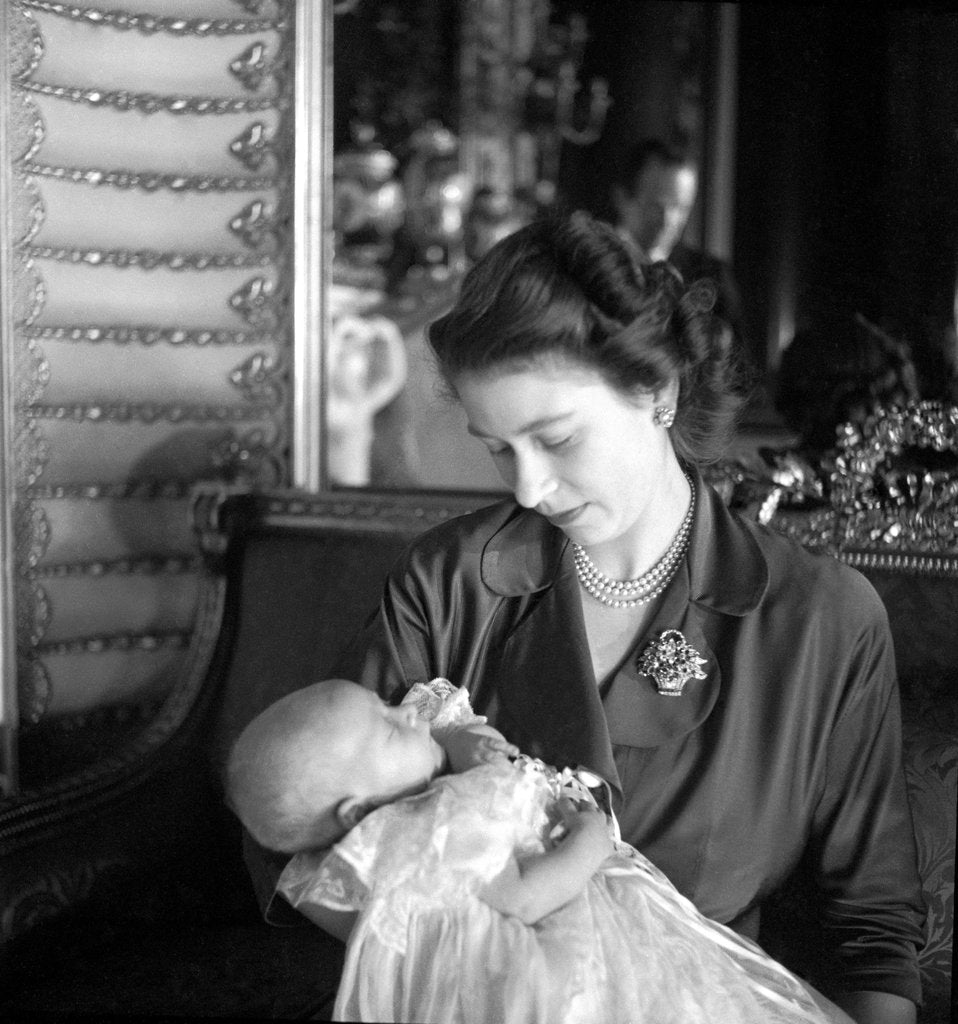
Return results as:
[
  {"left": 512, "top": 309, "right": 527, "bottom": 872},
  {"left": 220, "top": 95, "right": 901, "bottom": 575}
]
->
[{"left": 653, "top": 406, "right": 676, "bottom": 428}]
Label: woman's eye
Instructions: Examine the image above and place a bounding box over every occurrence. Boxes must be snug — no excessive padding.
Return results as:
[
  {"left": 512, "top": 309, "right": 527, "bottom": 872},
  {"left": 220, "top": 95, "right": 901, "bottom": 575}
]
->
[{"left": 541, "top": 435, "right": 573, "bottom": 451}]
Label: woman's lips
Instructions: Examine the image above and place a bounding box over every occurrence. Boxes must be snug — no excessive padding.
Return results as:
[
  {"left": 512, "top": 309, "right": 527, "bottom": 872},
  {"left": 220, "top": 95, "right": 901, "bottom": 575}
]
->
[{"left": 545, "top": 504, "right": 585, "bottom": 527}]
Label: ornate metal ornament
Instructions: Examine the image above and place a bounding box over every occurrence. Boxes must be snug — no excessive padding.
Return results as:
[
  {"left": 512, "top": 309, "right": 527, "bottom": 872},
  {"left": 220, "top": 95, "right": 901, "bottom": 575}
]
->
[
  {"left": 14, "top": 333, "right": 50, "bottom": 407},
  {"left": 229, "top": 351, "right": 283, "bottom": 404},
  {"left": 13, "top": 413, "right": 49, "bottom": 490},
  {"left": 229, "top": 198, "right": 278, "bottom": 249},
  {"left": 210, "top": 429, "right": 285, "bottom": 485},
  {"left": 229, "top": 122, "right": 275, "bottom": 170},
  {"left": 229, "top": 42, "right": 277, "bottom": 92},
  {"left": 13, "top": 499, "right": 50, "bottom": 569},
  {"left": 10, "top": 1, "right": 43, "bottom": 81},
  {"left": 229, "top": 275, "right": 279, "bottom": 328},
  {"left": 769, "top": 401, "right": 958, "bottom": 573},
  {"left": 830, "top": 400, "right": 958, "bottom": 516},
  {"left": 637, "top": 629, "right": 708, "bottom": 697},
  {"left": 17, "top": 655, "right": 52, "bottom": 724}
]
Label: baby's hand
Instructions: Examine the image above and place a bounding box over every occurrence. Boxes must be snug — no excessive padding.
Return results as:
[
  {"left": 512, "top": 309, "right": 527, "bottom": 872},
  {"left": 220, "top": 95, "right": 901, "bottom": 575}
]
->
[
  {"left": 553, "top": 795, "right": 613, "bottom": 859},
  {"left": 442, "top": 725, "right": 519, "bottom": 774}
]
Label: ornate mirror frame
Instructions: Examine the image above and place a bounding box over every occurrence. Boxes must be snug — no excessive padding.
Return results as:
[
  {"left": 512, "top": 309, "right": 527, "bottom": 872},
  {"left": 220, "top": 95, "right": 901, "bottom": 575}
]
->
[
  {"left": 291, "top": 0, "right": 327, "bottom": 494},
  {"left": 1, "top": 0, "right": 19, "bottom": 797}
]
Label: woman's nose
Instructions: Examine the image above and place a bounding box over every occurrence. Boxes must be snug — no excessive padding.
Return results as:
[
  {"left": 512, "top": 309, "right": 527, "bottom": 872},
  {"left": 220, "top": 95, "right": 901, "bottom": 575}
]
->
[{"left": 512, "top": 451, "right": 556, "bottom": 509}]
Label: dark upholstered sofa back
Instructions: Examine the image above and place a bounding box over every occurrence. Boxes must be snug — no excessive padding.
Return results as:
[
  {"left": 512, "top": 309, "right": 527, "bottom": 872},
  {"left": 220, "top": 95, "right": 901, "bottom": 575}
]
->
[{"left": 209, "top": 524, "right": 417, "bottom": 775}]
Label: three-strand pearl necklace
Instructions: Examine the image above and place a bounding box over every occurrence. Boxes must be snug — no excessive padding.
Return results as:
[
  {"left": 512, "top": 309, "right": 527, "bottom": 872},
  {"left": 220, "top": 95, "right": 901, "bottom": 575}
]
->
[{"left": 572, "top": 474, "right": 695, "bottom": 609}]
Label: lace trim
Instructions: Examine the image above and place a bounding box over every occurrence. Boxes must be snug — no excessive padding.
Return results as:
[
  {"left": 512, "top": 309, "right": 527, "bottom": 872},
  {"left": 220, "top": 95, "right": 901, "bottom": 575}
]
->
[{"left": 401, "top": 677, "right": 488, "bottom": 737}]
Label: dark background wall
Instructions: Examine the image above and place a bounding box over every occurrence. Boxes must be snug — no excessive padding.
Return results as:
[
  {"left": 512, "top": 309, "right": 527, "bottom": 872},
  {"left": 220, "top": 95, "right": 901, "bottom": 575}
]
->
[
  {"left": 561, "top": 2, "right": 958, "bottom": 396},
  {"left": 734, "top": 4, "right": 958, "bottom": 391},
  {"left": 558, "top": 0, "right": 716, "bottom": 230}
]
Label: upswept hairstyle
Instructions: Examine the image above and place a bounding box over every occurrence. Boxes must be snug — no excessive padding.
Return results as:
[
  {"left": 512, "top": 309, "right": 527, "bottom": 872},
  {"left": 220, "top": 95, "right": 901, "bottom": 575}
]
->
[{"left": 427, "top": 211, "right": 746, "bottom": 464}]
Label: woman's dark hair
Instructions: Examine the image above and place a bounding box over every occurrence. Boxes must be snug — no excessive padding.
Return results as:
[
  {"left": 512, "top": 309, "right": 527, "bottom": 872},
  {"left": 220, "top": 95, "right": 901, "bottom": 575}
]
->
[{"left": 428, "top": 210, "right": 745, "bottom": 464}]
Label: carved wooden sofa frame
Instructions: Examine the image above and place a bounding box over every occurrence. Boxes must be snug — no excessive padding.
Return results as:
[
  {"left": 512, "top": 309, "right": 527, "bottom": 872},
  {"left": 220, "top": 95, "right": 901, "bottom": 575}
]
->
[{"left": 1, "top": 401, "right": 955, "bottom": 1021}]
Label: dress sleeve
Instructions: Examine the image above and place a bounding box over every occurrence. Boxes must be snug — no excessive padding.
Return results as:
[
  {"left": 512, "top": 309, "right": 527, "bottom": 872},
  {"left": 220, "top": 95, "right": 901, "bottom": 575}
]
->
[
  {"left": 277, "top": 849, "right": 370, "bottom": 914},
  {"left": 811, "top": 608, "right": 926, "bottom": 1002}
]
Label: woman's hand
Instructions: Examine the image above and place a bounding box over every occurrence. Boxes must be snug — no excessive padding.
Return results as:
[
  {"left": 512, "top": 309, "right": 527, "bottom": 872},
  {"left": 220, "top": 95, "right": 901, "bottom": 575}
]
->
[{"left": 442, "top": 724, "right": 518, "bottom": 773}]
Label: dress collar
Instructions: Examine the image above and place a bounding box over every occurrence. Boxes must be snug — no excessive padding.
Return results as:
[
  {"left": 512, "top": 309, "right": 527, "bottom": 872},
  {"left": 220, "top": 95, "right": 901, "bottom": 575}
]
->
[
  {"left": 480, "top": 466, "right": 769, "bottom": 615},
  {"left": 480, "top": 502, "right": 569, "bottom": 596}
]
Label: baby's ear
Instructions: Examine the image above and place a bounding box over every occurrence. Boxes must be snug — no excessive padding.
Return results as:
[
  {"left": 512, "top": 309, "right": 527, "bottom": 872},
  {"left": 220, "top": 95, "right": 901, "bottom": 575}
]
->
[{"left": 334, "top": 797, "right": 370, "bottom": 830}]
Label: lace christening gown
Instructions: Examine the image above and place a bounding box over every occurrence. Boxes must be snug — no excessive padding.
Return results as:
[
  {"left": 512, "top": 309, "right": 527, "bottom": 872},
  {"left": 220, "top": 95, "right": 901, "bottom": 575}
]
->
[{"left": 278, "top": 681, "right": 844, "bottom": 1024}]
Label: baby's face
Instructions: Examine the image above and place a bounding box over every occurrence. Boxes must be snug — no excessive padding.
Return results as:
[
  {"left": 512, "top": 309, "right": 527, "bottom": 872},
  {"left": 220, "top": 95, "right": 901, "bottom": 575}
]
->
[{"left": 331, "top": 683, "right": 446, "bottom": 808}]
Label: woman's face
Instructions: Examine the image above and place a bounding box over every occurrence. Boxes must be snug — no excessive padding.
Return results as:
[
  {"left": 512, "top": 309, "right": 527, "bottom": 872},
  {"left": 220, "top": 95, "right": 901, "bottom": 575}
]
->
[{"left": 455, "top": 358, "right": 680, "bottom": 552}]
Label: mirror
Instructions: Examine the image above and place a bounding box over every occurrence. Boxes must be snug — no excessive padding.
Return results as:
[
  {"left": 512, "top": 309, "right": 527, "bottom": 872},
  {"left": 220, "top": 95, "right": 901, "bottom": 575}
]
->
[
  {"left": 327, "top": 0, "right": 727, "bottom": 492},
  {"left": 326, "top": 1, "right": 958, "bottom": 492}
]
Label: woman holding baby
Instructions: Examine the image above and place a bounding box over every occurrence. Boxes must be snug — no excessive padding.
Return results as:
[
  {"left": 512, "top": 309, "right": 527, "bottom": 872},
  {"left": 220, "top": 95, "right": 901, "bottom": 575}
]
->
[{"left": 241, "top": 211, "right": 924, "bottom": 1024}]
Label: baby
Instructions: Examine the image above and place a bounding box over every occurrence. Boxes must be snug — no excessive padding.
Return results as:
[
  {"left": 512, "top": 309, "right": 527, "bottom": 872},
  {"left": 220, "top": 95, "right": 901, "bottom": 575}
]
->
[
  {"left": 227, "top": 678, "right": 852, "bottom": 1024},
  {"left": 226, "top": 677, "right": 524, "bottom": 856}
]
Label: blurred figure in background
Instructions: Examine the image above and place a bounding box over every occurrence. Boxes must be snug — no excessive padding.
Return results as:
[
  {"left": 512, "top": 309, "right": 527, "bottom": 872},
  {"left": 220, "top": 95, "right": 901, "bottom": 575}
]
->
[{"left": 612, "top": 137, "right": 744, "bottom": 354}]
